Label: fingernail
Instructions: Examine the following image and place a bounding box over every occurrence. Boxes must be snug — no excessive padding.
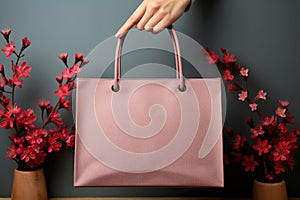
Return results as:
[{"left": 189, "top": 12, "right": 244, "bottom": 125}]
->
[{"left": 115, "top": 32, "right": 122, "bottom": 38}]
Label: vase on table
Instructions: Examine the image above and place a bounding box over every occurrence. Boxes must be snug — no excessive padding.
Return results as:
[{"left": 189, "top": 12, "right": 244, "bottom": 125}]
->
[
  {"left": 11, "top": 168, "right": 48, "bottom": 200},
  {"left": 252, "top": 178, "right": 288, "bottom": 200}
]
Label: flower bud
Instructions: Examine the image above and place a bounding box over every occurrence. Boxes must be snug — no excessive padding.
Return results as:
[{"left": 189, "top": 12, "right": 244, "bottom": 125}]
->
[
  {"left": 75, "top": 52, "right": 84, "bottom": 63},
  {"left": 1, "top": 28, "right": 11, "bottom": 42},
  {"left": 22, "top": 37, "right": 31, "bottom": 49},
  {"left": 59, "top": 53, "right": 68, "bottom": 65},
  {"left": 0, "top": 64, "right": 4, "bottom": 73}
]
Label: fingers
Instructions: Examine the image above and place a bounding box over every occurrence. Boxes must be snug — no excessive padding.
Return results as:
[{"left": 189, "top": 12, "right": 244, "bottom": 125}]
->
[
  {"left": 116, "top": 0, "right": 190, "bottom": 37},
  {"left": 116, "top": 3, "right": 146, "bottom": 38}
]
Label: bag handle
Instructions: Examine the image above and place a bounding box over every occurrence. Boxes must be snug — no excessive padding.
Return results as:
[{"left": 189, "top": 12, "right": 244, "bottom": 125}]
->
[{"left": 113, "top": 26, "right": 186, "bottom": 92}]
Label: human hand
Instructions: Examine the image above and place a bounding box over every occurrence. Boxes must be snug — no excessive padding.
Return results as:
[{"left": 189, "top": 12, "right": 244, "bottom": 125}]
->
[{"left": 116, "top": 0, "right": 191, "bottom": 38}]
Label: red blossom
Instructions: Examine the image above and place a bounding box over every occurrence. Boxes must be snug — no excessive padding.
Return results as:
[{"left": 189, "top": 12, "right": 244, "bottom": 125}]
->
[
  {"left": 228, "top": 83, "right": 239, "bottom": 92},
  {"left": 22, "top": 37, "right": 31, "bottom": 49},
  {"left": 250, "top": 125, "right": 265, "bottom": 137},
  {"left": 233, "top": 134, "right": 246, "bottom": 150},
  {"left": 20, "top": 146, "right": 36, "bottom": 163},
  {"left": 253, "top": 139, "right": 272, "bottom": 156},
  {"left": 222, "top": 51, "right": 237, "bottom": 64},
  {"left": 37, "top": 99, "right": 51, "bottom": 110},
  {"left": 7, "top": 144, "right": 18, "bottom": 159},
  {"left": 275, "top": 107, "right": 286, "bottom": 118},
  {"left": 262, "top": 115, "right": 275, "bottom": 126},
  {"left": 15, "top": 62, "right": 31, "bottom": 77},
  {"left": 0, "top": 114, "right": 14, "bottom": 128},
  {"left": 257, "top": 90, "right": 267, "bottom": 101},
  {"left": 59, "top": 98, "right": 70, "bottom": 110},
  {"left": 274, "top": 161, "right": 286, "bottom": 175},
  {"left": 0, "top": 64, "right": 4, "bottom": 73},
  {"left": 48, "top": 134, "right": 63, "bottom": 152},
  {"left": 16, "top": 109, "right": 37, "bottom": 128},
  {"left": 206, "top": 50, "right": 219, "bottom": 64},
  {"left": 239, "top": 67, "right": 249, "bottom": 77},
  {"left": 66, "top": 134, "right": 75, "bottom": 148},
  {"left": 71, "top": 63, "right": 81, "bottom": 75},
  {"left": 75, "top": 52, "right": 84, "bottom": 63},
  {"left": 273, "top": 141, "right": 291, "bottom": 161},
  {"left": 249, "top": 103, "right": 258, "bottom": 111},
  {"left": 1, "top": 41, "right": 15, "bottom": 58},
  {"left": 1, "top": 28, "right": 11, "bottom": 39},
  {"left": 238, "top": 90, "right": 248, "bottom": 101},
  {"left": 54, "top": 84, "right": 71, "bottom": 99},
  {"left": 278, "top": 123, "right": 288, "bottom": 133},
  {"left": 49, "top": 111, "right": 63, "bottom": 126},
  {"left": 242, "top": 155, "right": 259, "bottom": 172},
  {"left": 279, "top": 100, "right": 289, "bottom": 107},
  {"left": 61, "top": 67, "right": 73, "bottom": 79},
  {"left": 222, "top": 69, "right": 234, "bottom": 81},
  {"left": 59, "top": 52, "right": 68, "bottom": 63}
]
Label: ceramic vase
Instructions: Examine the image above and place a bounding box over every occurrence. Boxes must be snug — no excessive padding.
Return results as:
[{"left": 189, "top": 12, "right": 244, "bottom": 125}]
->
[
  {"left": 11, "top": 168, "right": 48, "bottom": 200},
  {"left": 252, "top": 179, "right": 288, "bottom": 200}
]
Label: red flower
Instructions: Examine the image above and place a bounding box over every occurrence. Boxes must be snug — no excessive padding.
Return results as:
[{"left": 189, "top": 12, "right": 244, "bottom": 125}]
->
[
  {"left": 0, "top": 114, "right": 14, "bottom": 128},
  {"left": 262, "top": 115, "right": 275, "bottom": 126},
  {"left": 249, "top": 103, "right": 258, "bottom": 111},
  {"left": 257, "top": 90, "right": 267, "bottom": 101},
  {"left": 242, "top": 155, "right": 259, "bottom": 172},
  {"left": 253, "top": 139, "right": 272, "bottom": 156},
  {"left": 1, "top": 28, "right": 11, "bottom": 38},
  {"left": 61, "top": 67, "right": 73, "bottom": 79},
  {"left": 1, "top": 28, "right": 11, "bottom": 42},
  {"left": 228, "top": 83, "right": 238, "bottom": 92},
  {"left": 20, "top": 146, "right": 36, "bottom": 163},
  {"left": 75, "top": 52, "right": 84, "bottom": 63},
  {"left": 37, "top": 99, "right": 51, "bottom": 110},
  {"left": 49, "top": 111, "right": 63, "bottom": 126},
  {"left": 59, "top": 98, "right": 70, "bottom": 110},
  {"left": 239, "top": 67, "right": 249, "bottom": 77},
  {"left": 1, "top": 41, "right": 15, "bottom": 58},
  {"left": 222, "top": 69, "right": 234, "bottom": 81},
  {"left": 66, "top": 134, "right": 75, "bottom": 148},
  {"left": 275, "top": 107, "right": 286, "bottom": 118},
  {"left": 22, "top": 37, "right": 31, "bottom": 49},
  {"left": 59, "top": 52, "right": 68, "bottom": 63},
  {"left": 15, "top": 62, "right": 32, "bottom": 77},
  {"left": 273, "top": 141, "right": 291, "bottom": 161},
  {"left": 206, "top": 50, "right": 219, "bottom": 64},
  {"left": 6, "top": 144, "right": 19, "bottom": 159},
  {"left": 278, "top": 123, "right": 288, "bottom": 133},
  {"left": 238, "top": 91, "right": 248, "bottom": 101},
  {"left": 48, "top": 134, "right": 62, "bottom": 152},
  {"left": 274, "top": 161, "right": 286, "bottom": 175},
  {"left": 250, "top": 125, "right": 265, "bottom": 137},
  {"left": 233, "top": 134, "right": 246, "bottom": 150},
  {"left": 222, "top": 52, "right": 237, "bottom": 64},
  {"left": 16, "top": 109, "right": 37, "bottom": 128},
  {"left": 71, "top": 63, "right": 81, "bottom": 75},
  {"left": 279, "top": 100, "right": 289, "bottom": 107},
  {"left": 54, "top": 84, "right": 71, "bottom": 99}
]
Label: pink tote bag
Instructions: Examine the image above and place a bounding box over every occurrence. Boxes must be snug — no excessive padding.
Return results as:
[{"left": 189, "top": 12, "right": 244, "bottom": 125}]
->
[{"left": 74, "top": 28, "right": 224, "bottom": 187}]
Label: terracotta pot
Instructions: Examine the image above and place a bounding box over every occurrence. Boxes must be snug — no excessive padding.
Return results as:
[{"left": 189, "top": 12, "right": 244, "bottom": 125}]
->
[
  {"left": 252, "top": 179, "right": 288, "bottom": 200},
  {"left": 11, "top": 168, "right": 48, "bottom": 200}
]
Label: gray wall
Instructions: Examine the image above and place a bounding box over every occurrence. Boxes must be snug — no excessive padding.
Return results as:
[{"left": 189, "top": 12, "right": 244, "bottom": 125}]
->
[{"left": 1, "top": 0, "right": 300, "bottom": 198}]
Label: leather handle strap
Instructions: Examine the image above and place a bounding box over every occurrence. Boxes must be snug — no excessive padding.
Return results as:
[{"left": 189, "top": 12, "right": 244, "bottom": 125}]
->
[{"left": 113, "top": 26, "right": 185, "bottom": 91}]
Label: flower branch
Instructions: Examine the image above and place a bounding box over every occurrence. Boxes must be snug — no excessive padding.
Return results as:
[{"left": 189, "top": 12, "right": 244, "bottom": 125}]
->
[{"left": 204, "top": 47, "right": 299, "bottom": 183}]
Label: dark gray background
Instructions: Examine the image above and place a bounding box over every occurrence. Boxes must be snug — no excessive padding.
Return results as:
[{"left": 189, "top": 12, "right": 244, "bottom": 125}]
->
[{"left": 1, "top": 0, "right": 300, "bottom": 198}]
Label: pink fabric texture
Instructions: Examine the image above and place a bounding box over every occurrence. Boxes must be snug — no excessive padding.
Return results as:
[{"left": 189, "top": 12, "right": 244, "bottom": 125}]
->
[{"left": 74, "top": 28, "right": 223, "bottom": 187}]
